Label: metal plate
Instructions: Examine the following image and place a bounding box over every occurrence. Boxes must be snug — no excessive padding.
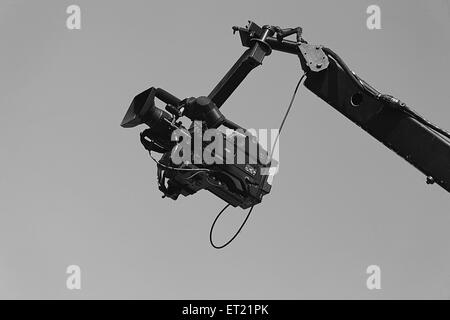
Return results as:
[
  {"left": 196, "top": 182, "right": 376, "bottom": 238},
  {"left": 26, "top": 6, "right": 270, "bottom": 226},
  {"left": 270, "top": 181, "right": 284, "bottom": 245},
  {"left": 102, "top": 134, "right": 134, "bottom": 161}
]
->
[{"left": 299, "top": 44, "right": 330, "bottom": 72}]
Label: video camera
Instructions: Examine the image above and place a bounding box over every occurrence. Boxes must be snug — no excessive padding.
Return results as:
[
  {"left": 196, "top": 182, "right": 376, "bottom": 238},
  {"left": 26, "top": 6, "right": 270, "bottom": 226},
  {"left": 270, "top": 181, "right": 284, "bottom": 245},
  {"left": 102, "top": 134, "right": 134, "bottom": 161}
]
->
[{"left": 121, "top": 86, "right": 274, "bottom": 209}]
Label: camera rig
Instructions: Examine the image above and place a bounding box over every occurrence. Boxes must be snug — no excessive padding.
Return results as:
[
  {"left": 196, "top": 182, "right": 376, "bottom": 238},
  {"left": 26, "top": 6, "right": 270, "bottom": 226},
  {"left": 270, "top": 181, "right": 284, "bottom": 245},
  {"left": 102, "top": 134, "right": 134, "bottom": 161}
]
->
[{"left": 122, "top": 21, "right": 450, "bottom": 212}]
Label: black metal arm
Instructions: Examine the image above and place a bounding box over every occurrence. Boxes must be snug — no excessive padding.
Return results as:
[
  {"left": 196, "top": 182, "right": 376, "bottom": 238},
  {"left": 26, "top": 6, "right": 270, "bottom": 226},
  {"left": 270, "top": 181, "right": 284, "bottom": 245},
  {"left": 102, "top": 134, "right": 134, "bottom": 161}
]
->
[
  {"left": 122, "top": 21, "right": 450, "bottom": 195},
  {"left": 219, "top": 21, "right": 450, "bottom": 193},
  {"left": 208, "top": 24, "right": 276, "bottom": 108}
]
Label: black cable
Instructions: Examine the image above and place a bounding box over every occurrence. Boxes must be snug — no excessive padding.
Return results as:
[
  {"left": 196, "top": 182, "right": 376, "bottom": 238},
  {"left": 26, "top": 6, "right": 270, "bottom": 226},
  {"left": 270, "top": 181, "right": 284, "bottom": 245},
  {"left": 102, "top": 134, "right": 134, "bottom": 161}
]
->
[
  {"left": 209, "top": 74, "right": 306, "bottom": 249},
  {"left": 148, "top": 151, "right": 212, "bottom": 173},
  {"left": 209, "top": 204, "right": 254, "bottom": 249},
  {"left": 271, "top": 73, "right": 306, "bottom": 160},
  {"left": 322, "top": 47, "right": 373, "bottom": 94},
  {"left": 398, "top": 105, "right": 450, "bottom": 141},
  {"left": 322, "top": 47, "right": 450, "bottom": 141}
]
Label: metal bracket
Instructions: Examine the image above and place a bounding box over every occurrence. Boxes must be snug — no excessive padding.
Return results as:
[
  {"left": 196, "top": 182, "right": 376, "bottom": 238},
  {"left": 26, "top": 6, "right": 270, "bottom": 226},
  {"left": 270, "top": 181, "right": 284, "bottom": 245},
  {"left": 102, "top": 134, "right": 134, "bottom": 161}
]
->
[{"left": 298, "top": 44, "right": 329, "bottom": 72}]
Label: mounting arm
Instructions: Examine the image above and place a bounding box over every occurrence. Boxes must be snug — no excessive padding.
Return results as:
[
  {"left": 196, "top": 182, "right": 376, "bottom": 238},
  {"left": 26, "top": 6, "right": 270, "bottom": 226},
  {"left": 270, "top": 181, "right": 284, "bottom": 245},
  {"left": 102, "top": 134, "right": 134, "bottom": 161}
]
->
[{"left": 222, "top": 22, "right": 450, "bottom": 193}]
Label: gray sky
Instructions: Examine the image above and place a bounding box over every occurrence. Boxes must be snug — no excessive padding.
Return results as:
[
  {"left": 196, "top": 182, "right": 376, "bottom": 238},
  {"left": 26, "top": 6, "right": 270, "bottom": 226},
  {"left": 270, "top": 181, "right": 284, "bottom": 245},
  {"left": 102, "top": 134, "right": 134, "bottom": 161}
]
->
[{"left": 0, "top": 0, "right": 449, "bottom": 299}]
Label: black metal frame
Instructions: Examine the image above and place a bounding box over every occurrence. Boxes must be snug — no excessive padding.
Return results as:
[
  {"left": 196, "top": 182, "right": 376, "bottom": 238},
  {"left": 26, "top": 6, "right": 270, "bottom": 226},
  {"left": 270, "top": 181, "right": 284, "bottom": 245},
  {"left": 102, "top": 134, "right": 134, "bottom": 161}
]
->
[
  {"left": 122, "top": 21, "right": 450, "bottom": 201},
  {"left": 207, "top": 23, "right": 276, "bottom": 108},
  {"left": 209, "top": 21, "right": 450, "bottom": 193}
]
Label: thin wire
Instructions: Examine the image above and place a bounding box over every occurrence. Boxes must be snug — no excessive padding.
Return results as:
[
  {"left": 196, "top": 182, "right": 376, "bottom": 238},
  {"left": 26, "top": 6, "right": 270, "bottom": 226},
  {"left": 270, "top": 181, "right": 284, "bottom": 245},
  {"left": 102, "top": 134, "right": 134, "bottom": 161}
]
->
[
  {"left": 323, "top": 47, "right": 450, "bottom": 141},
  {"left": 399, "top": 105, "right": 450, "bottom": 141},
  {"left": 184, "top": 170, "right": 206, "bottom": 180},
  {"left": 209, "top": 74, "right": 306, "bottom": 249},
  {"left": 209, "top": 204, "right": 254, "bottom": 249},
  {"left": 270, "top": 73, "right": 306, "bottom": 160},
  {"left": 148, "top": 152, "right": 212, "bottom": 173}
]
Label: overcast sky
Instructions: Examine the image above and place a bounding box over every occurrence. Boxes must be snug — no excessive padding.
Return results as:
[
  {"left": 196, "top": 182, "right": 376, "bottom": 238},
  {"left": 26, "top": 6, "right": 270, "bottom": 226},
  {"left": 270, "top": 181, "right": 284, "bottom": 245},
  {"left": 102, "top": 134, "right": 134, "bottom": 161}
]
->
[{"left": 0, "top": 0, "right": 449, "bottom": 299}]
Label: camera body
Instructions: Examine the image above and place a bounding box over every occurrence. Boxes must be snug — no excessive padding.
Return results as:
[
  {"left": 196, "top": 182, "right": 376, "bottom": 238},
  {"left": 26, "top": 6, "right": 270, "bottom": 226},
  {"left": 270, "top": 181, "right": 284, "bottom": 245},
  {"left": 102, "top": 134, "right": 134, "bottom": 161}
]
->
[{"left": 122, "top": 87, "right": 274, "bottom": 209}]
